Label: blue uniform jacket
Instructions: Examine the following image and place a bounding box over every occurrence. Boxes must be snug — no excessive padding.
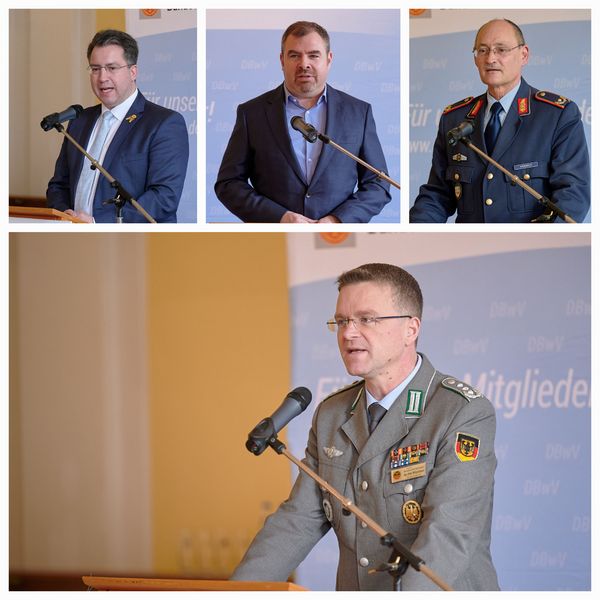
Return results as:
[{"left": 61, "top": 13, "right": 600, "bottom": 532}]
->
[
  {"left": 214, "top": 84, "right": 391, "bottom": 223},
  {"left": 410, "top": 79, "right": 590, "bottom": 223},
  {"left": 47, "top": 92, "right": 189, "bottom": 223}
]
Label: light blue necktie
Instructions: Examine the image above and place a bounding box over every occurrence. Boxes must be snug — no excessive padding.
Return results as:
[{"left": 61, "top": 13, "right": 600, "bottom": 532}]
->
[
  {"left": 484, "top": 102, "right": 502, "bottom": 154},
  {"left": 74, "top": 110, "right": 116, "bottom": 214}
]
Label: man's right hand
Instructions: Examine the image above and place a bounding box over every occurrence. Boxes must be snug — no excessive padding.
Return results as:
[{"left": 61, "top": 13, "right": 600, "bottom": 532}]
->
[{"left": 280, "top": 211, "right": 317, "bottom": 223}]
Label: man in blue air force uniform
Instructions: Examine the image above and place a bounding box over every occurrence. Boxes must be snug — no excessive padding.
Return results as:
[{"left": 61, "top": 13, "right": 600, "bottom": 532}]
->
[
  {"left": 410, "top": 19, "right": 590, "bottom": 223},
  {"left": 232, "top": 263, "right": 499, "bottom": 591}
]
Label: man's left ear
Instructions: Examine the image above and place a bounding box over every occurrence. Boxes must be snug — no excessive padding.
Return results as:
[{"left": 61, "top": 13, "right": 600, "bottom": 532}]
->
[{"left": 406, "top": 317, "right": 421, "bottom": 345}]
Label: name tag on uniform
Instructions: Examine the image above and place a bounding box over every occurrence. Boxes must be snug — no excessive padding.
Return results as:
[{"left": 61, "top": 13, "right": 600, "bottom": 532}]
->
[
  {"left": 391, "top": 461, "right": 426, "bottom": 483},
  {"left": 514, "top": 161, "right": 538, "bottom": 171}
]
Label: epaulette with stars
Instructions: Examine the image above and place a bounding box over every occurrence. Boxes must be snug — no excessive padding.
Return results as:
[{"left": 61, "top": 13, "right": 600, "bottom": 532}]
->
[
  {"left": 535, "top": 91, "right": 570, "bottom": 109},
  {"left": 443, "top": 96, "right": 474, "bottom": 115},
  {"left": 441, "top": 377, "right": 482, "bottom": 402},
  {"left": 322, "top": 380, "right": 362, "bottom": 402}
]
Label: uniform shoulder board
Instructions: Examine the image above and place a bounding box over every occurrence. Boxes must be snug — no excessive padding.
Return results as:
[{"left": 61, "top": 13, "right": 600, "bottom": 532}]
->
[
  {"left": 443, "top": 96, "right": 474, "bottom": 115},
  {"left": 441, "top": 377, "right": 482, "bottom": 402},
  {"left": 535, "top": 91, "right": 570, "bottom": 109},
  {"left": 323, "top": 380, "right": 362, "bottom": 402}
]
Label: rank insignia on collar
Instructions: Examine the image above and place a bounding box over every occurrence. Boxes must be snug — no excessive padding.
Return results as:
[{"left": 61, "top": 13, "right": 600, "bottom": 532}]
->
[
  {"left": 455, "top": 432, "right": 480, "bottom": 462},
  {"left": 323, "top": 446, "right": 343, "bottom": 459},
  {"left": 517, "top": 96, "right": 530, "bottom": 116},
  {"left": 406, "top": 389, "right": 424, "bottom": 416},
  {"left": 466, "top": 98, "right": 484, "bottom": 119},
  {"left": 126, "top": 114, "right": 137, "bottom": 123},
  {"left": 452, "top": 153, "right": 468, "bottom": 162}
]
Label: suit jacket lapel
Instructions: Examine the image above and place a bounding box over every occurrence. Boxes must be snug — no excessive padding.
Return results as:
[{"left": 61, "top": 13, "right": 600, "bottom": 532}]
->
[
  {"left": 264, "top": 85, "right": 306, "bottom": 183},
  {"left": 102, "top": 91, "right": 147, "bottom": 171},
  {"left": 341, "top": 384, "right": 369, "bottom": 454},
  {"left": 310, "top": 85, "right": 337, "bottom": 185}
]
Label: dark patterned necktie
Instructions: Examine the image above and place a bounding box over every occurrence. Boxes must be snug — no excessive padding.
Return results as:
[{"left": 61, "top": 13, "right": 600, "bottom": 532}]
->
[
  {"left": 484, "top": 101, "right": 502, "bottom": 153},
  {"left": 368, "top": 403, "right": 387, "bottom": 434}
]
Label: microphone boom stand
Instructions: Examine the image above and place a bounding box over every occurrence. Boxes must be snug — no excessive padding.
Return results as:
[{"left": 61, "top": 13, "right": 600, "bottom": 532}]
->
[
  {"left": 260, "top": 434, "right": 452, "bottom": 591},
  {"left": 456, "top": 136, "right": 575, "bottom": 223},
  {"left": 316, "top": 132, "right": 400, "bottom": 190},
  {"left": 52, "top": 123, "right": 156, "bottom": 224}
]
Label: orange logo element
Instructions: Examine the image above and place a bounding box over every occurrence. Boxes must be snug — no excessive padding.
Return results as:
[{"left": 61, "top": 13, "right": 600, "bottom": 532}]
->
[
  {"left": 142, "top": 9, "right": 158, "bottom": 17},
  {"left": 409, "top": 9, "right": 427, "bottom": 17},
  {"left": 319, "top": 233, "right": 350, "bottom": 245}
]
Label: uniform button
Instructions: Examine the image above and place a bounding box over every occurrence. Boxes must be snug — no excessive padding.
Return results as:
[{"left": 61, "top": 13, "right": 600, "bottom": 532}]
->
[
  {"left": 404, "top": 483, "right": 413, "bottom": 493},
  {"left": 523, "top": 173, "right": 531, "bottom": 181},
  {"left": 361, "top": 521, "right": 368, "bottom": 528},
  {"left": 359, "top": 557, "right": 369, "bottom": 567},
  {"left": 487, "top": 172, "right": 494, "bottom": 180},
  {"left": 361, "top": 481, "right": 369, "bottom": 491},
  {"left": 453, "top": 173, "right": 460, "bottom": 181},
  {"left": 485, "top": 198, "right": 493, "bottom": 206},
  {"left": 305, "top": 193, "right": 311, "bottom": 198}
]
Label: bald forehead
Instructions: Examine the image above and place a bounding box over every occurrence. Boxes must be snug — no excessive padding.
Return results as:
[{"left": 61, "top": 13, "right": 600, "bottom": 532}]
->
[{"left": 475, "top": 19, "right": 521, "bottom": 47}]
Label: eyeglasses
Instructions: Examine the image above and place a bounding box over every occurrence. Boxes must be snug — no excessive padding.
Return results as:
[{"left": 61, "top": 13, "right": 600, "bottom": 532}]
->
[
  {"left": 326, "top": 315, "right": 412, "bottom": 332},
  {"left": 473, "top": 44, "right": 523, "bottom": 59},
  {"left": 87, "top": 64, "right": 133, "bottom": 75}
]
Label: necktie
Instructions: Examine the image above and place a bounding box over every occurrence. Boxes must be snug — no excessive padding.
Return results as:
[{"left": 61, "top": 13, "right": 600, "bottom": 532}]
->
[
  {"left": 74, "top": 110, "right": 116, "bottom": 214},
  {"left": 484, "top": 101, "right": 502, "bottom": 154},
  {"left": 368, "top": 403, "right": 387, "bottom": 434}
]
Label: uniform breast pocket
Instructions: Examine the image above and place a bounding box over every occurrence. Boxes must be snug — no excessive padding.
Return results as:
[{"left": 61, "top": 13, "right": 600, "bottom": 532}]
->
[
  {"left": 445, "top": 165, "right": 476, "bottom": 214},
  {"left": 506, "top": 161, "right": 549, "bottom": 213},
  {"left": 318, "top": 459, "right": 351, "bottom": 529},
  {"left": 382, "top": 468, "right": 429, "bottom": 537}
]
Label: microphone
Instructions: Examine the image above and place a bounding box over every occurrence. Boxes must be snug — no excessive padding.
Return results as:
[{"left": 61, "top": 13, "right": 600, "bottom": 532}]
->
[
  {"left": 246, "top": 386, "right": 312, "bottom": 455},
  {"left": 290, "top": 116, "right": 319, "bottom": 143},
  {"left": 447, "top": 121, "right": 474, "bottom": 147},
  {"left": 40, "top": 104, "right": 84, "bottom": 131}
]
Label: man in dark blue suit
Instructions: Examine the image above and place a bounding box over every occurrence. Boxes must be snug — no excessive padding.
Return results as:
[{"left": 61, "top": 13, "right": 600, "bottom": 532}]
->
[
  {"left": 410, "top": 19, "right": 590, "bottom": 223},
  {"left": 47, "top": 30, "right": 188, "bottom": 223},
  {"left": 214, "top": 21, "right": 391, "bottom": 223}
]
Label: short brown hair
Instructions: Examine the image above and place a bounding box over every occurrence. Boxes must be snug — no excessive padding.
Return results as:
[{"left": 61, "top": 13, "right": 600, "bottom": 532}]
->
[
  {"left": 281, "top": 21, "right": 330, "bottom": 54},
  {"left": 337, "top": 263, "right": 423, "bottom": 319}
]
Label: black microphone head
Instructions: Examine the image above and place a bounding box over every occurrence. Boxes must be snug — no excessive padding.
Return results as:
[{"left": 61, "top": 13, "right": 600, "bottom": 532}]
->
[
  {"left": 287, "top": 386, "right": 312, "bottom": 410},
  {"left": 290, "top": 116, "right": 318, "bottom": 143},
  {"left": 71, "top": 104, "right": 84, "bottom": 118}
]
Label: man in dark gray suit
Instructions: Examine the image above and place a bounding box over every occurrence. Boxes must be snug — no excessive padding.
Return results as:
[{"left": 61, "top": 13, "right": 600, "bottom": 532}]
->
[
  {"left": 214, "top": 21, "right": 391, "bottom": 223},
  {"left": 232, "top": 263, "right": 499, "bottom": 590}
]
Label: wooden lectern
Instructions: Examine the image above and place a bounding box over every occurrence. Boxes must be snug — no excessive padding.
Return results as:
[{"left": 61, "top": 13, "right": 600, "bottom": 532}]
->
[
  {"left": 9, "top": 206, "right": 85, "bottom": 223},
  {"left": 82, "top": 576, "right": 307, "bottom": 591}
]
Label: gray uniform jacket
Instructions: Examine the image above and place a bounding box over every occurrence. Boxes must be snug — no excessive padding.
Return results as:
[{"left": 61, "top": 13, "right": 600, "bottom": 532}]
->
[{"left": 232, "top": 354, "right": 499, "bottom": 590}]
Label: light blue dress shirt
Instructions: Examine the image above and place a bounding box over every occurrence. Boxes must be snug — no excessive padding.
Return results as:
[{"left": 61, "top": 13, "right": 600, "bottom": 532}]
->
[
  {"left": 284, "top": 85, "right": 327, "bottom": 183},
  {"left": 365, "top": 353, "right": 423, "bottom": 412},
  {"left": 483, "top": 78, "right": 521, "bottom": 129}
]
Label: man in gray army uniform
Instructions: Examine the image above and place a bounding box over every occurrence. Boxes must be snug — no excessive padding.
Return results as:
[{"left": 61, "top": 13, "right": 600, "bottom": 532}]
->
[{"left": 231, "top": 263, "right": 499, "bottom": 590}]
